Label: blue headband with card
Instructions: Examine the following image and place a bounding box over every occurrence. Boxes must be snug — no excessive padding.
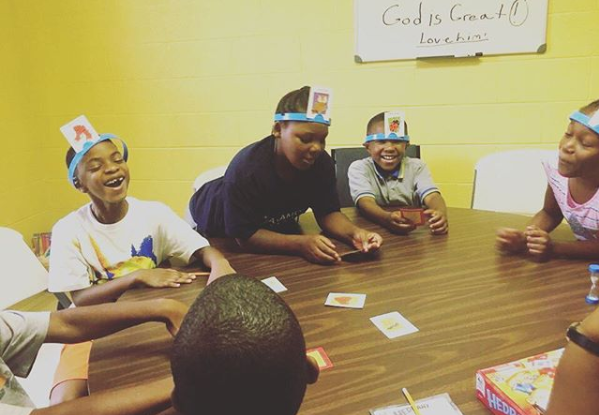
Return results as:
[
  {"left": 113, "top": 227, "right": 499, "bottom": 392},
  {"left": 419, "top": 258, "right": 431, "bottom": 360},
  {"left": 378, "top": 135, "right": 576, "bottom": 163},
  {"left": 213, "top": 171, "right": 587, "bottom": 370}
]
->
[
  {"left": 570, "top": 110, "right": 599, "bottom": 136},
  {"left": 60, "top": 115, "right": 129, "bottom": 187},
  {"left": 364, "top": 111, "right": 409, "bottom": 144},
  {"left": 274, "top": 86, "right": 333, "bottom": 126}
]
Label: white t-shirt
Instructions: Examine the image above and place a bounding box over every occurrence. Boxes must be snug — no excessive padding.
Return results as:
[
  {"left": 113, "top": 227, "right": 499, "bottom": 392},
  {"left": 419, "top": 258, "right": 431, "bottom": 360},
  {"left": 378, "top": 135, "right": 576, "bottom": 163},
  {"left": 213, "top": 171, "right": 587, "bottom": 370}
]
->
[
  {"left": 48, "top": 197, "right": 210, "bottom": 293},
  {"left": 0, "top": 311, "right": 50, "bottom": 415}
]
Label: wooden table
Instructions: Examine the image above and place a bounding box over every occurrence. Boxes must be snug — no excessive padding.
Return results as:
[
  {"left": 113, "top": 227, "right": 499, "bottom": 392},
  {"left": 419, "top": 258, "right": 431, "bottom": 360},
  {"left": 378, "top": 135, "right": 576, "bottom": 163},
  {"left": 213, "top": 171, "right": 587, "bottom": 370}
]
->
[{"left": 89, "top": 207, "right": 594, "bottom": 415}]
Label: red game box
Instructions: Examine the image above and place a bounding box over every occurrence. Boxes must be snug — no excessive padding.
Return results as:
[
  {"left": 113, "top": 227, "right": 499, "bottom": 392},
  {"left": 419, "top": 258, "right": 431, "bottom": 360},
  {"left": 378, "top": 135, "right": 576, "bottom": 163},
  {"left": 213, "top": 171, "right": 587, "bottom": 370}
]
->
[{"left": 475, "top": 349, "right": 564, "bottom": 415}]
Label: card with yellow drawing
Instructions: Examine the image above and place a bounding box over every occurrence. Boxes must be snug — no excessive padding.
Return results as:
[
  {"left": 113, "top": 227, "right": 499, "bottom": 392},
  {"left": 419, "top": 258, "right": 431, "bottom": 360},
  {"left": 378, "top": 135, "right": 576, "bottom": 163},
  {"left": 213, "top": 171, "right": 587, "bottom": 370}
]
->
[{"left": 370, "top": 311, "right": 419, "bottom": 339}]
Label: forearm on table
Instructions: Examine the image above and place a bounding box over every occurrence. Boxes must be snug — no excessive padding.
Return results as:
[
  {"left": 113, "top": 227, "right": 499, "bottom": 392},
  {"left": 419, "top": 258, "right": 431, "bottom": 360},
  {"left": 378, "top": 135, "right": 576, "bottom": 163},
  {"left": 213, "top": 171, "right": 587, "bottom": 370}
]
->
[
  {"left": 70, "top": 273, "right": 140, "bottom": 306},
  {"left": 31, "top": 378, "right": 173, "bottom": 415},
  {"left": 547, "top": 313, "right": 599, "bottom": 415},
  {"left": 316, "top": 211, "right": 360, "bottom": 245},
  {"left": 423, "top": 192, "right": 447, "bottom": 214},
  {"left": 552, "top": 240, "right": 599, "bottom": 260},
  {"left": 236, "top": 229, "right": 304, "bottom": 255},
  {"left": 193, "top": 246, "right": 231, "bottom": 269},
  {"left": 528, "top": 208, "right": 562, "bottom": 232},
  {"left": 357, "top": 198, "right": 392, "bottom": 228},
  {"left": 45, "top": 299, "right": 177, "bottom": 344}
]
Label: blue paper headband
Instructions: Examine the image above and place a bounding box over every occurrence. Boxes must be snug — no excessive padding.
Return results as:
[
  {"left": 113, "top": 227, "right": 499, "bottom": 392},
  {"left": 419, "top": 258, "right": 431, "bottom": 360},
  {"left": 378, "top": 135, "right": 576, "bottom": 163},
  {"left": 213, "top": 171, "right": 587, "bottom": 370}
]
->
[
  {"left": 364, "top": 132, "right": 410, "bottom": 144},
  {"left": 274, "top": 113, "right": 331, "bottom": 126},
  {"left": 68, "top": 133, "right": 129, "bottom": 186},
  {"left": 569, "top": 111, "right": 599, "bottom": 136}
]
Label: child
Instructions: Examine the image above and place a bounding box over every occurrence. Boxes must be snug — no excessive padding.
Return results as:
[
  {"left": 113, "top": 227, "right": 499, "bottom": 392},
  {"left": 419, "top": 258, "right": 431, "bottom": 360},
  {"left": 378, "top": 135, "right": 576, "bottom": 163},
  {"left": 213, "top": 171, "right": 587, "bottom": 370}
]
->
[
  {"left": 1, "top": 298, "right": 186, "bottom": 415},
  {"left": 496, "top": 100, "right": 599, "bottom": 260},
  {"left": 546, "top": 306, "right": 599, "bottom": 415},
  {"left": 348, "top": 112, "right": 448, "bottom": 235},
  {"left": 48, "top": 117, "right": 235, "bottom": 402},
  {"left": 188, "top": 86, "right": 382, "bottom": 264},
  {"left": 171, "top": 274, "right": 319, "bottom": 415}
]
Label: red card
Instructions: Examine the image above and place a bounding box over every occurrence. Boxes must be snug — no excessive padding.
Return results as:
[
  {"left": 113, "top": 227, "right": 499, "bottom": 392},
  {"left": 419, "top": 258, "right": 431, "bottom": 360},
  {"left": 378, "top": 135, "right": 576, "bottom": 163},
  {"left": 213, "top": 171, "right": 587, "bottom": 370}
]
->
[
  {"left": 399, "top": 208, "right": 426, "bottom": 226},
  {"left": 306, "top": 347, "right": 333, "bottom": 370}
]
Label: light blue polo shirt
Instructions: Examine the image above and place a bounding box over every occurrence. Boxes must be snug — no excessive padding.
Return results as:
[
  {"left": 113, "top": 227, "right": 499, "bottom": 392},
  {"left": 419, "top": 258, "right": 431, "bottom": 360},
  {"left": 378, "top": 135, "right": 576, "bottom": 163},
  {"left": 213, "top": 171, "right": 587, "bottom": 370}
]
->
[{"left": 348, "top": 157, "right": 440, "bottom": 207}]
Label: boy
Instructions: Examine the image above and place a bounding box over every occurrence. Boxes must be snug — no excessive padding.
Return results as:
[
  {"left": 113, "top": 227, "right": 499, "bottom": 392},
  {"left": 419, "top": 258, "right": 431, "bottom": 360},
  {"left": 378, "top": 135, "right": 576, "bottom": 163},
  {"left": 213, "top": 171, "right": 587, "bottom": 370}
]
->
[
  {"left": 1, "top": 298, "right": 186, "bottom": 415},
  {"left": 348, "top": 112, "right": 448, "bottom": 235},
  {"left": 171, "top": 274, "right": 319, "bottom": 415},
  {"left": 49, "top": 118, "right": 235, "bottom": 402},
  {"left": 188, "top": 86, "right": 382, "bottom": 264}
]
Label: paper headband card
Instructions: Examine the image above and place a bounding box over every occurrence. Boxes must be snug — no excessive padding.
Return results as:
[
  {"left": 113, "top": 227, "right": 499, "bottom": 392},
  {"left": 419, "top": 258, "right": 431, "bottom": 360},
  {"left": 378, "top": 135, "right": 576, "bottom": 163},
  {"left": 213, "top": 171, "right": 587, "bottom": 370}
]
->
[
  {"left": 384, "top": 111, "right": 406, "bottom": 138},
  {"left": 306, "top": 86, "right": 333, "bottom": 122},
  {"left": 60, "top": 115, "right": 101, "bottom": 153}
]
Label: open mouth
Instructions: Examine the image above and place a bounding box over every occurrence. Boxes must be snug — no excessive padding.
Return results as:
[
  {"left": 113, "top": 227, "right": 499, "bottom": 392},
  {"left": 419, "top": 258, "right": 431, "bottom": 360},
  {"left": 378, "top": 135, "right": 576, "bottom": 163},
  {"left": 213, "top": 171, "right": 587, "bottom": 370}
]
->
[
  {"left": 104, "top": 176, "right": 125, "bottom": 188},
  {"left": 381, "top": 155, "right": 397, "bottom": 162}
]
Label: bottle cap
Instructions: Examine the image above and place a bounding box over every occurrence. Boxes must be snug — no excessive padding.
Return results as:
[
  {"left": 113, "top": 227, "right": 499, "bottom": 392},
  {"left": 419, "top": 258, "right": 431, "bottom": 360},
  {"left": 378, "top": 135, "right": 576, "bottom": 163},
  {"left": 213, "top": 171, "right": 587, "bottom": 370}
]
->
[{"left": 589, "top": 264, "right": 599, "bottom": 273}]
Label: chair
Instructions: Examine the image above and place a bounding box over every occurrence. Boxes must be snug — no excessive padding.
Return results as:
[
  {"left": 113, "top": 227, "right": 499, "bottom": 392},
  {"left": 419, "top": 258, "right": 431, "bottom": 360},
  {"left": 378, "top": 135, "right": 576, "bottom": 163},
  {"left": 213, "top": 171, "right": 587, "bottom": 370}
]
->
[
  {"left": 185, "top": 165, "right": 228, "bottom": 227},
  {"left": 331, "top": 145, "right": 421, "bottom": 208},
  {"left": 471, "top": 149, "right": 557, "bottom": 214},
  {"left": 0, "top": 227, "right": 63, "bottom": 408}
]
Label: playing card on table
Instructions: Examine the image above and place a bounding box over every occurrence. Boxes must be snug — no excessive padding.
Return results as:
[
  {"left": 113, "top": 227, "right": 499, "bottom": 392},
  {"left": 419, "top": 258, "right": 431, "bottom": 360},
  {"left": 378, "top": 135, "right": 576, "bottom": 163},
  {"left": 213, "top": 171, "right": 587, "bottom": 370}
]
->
[
  {"left": 399, "top": 208, "right": 426, "bottom": 226},
  {"left": 370, "top": 312, "right": 418, "bottom": 339},
  {"left": 306, "top": 347, "right": 333, "bottom": 370},
  {"left": 261, "top": 276, "right": 287, "bottom": 293},
  {"left": 325, "top": 293, "right": 366, "bottom": 309}
]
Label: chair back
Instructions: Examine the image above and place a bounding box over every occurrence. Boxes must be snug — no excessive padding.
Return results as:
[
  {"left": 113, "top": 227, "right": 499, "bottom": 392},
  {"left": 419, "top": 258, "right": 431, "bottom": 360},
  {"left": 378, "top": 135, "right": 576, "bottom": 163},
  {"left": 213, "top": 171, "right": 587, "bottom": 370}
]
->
[
  {"left": 332, "top": 145, "right": 421, "bottom": 208},
  {"left": 0, "top": 228, "right": 48, "bottom": 309},
  {"left": 471, "top": 149, "right": 557, "bottom": 214}
]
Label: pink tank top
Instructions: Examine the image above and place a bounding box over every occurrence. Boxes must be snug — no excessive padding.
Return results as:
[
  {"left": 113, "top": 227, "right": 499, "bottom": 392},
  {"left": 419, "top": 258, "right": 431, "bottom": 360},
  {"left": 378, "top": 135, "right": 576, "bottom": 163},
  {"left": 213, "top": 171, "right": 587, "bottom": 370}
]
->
[{"left": 543, "top": 161, "right": 599, "bottom": 241}]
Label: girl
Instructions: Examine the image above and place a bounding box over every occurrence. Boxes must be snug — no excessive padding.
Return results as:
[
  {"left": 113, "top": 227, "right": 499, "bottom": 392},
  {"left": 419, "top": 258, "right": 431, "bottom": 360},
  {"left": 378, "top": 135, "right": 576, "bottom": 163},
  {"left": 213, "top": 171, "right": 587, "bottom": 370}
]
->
[
  {"left": 497, "top": 100, "right": 599, "bottom": 259},
  {"left": 189, "top": 86, "right": 382, "bottom": 264}
]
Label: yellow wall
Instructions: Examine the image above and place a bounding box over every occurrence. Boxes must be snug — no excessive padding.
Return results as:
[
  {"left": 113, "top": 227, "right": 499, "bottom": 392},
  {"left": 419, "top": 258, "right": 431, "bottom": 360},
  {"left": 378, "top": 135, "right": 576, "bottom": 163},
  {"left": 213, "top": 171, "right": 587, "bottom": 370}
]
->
[
  {"left": 0, "top": 0, "right": 48, "bottom": 244},
  {"left": 5, "top": 0, "right": 599, "bottom": 237}
]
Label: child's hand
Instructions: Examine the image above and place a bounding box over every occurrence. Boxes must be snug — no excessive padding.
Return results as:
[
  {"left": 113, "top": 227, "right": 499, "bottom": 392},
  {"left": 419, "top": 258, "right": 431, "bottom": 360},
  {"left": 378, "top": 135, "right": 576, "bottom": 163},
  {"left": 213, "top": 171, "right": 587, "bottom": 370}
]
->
[
  {"left": 351, "top": 228, "right": 383, "bottom": 252},
  {"left": 387, "top": 211, "right": 416, "bottom": 234},
  {"left": 424, "top": 209, "right": 448, "bottom": 235},
  {"left": 157, "top": 299, "right": 189, "bottom": 337},
  {"left": 495, "top": 228, "right": 527, "bottom": 253},
  {"left": 525, "top": 226, "right": 553, "bottom": 259},
  {"left": 298, "top": 235, "right": 341, "bottom": 264},
  {"left": 134, "top": 269, "right": 196, "bottom": 288},
  {"left": 206, "top": 259, "right": 236, "bottom": 286}
]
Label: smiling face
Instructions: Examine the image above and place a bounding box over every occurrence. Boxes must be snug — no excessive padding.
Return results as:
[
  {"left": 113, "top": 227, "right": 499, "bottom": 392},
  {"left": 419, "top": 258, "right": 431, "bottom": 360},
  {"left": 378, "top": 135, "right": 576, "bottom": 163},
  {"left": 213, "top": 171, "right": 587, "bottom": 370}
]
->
[
  {"left": 273, "top": 121, "right": 329, "bottom": 172},
  {"left": 74, "top": 140, "right": 130, "bottom": 205},
  {"left": 365, "top": 121, "right": 407, "bottom": 172},
  {"left": 558, "top": 118, "right": 599, "bottom": 179}
]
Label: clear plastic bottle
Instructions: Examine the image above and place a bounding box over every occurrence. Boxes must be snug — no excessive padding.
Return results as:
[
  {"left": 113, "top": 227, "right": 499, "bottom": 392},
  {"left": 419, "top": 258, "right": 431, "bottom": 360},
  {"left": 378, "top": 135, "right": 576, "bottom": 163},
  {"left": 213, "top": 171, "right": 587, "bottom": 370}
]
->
[{"left": 586, "top": 264, "right": 599, "bottom": 305}]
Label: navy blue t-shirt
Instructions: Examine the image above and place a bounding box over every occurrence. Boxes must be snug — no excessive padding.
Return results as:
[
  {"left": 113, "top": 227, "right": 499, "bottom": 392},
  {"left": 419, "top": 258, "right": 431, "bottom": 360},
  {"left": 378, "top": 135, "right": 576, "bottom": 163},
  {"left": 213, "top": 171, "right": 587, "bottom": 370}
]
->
[{"left": 189, "top": 135, "right": 341, "bottom": 239}]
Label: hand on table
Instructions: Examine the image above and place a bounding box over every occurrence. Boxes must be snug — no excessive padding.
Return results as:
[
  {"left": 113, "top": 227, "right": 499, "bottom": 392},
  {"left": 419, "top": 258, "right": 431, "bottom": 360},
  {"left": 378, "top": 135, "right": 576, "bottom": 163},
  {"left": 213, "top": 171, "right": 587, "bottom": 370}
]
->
[
  {"left": 496, "top": 228, "right": 527, "bottom": 254},
  {"left": 298, "top": 235, "right": 341, "bottom": 264},
  {"left": 386, "top": 211, "right": 416, "bottom": 235},
  {"left": 524, "top": 225, "right": 553, "bottom": 259},
  {"left": 157, "top": 299, "right": 189, "bottom": 337},
  {"left": 134, "top": 269, "right": 196, "bottom": 288},
  {"left": 424, "top": 209, "right": 448, "bottom": 235},
  {"left": 351, "top": 228, "right": 383, "bottom": 252}
]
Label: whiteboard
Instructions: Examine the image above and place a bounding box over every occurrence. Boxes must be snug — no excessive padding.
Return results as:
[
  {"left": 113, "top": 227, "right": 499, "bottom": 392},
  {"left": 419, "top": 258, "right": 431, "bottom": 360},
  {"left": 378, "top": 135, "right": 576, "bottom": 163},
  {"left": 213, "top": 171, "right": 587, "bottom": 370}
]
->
[{"left": 355, "top": 0, "right": 548, "bottom": 62}]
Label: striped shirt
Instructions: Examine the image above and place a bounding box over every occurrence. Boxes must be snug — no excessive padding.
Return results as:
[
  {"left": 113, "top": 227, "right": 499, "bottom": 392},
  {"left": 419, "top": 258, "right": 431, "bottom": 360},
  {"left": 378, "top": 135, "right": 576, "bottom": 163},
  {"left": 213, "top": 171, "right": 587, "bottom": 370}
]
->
[{"left": 543, "top": 161, "right": 599, "bottom": 241}]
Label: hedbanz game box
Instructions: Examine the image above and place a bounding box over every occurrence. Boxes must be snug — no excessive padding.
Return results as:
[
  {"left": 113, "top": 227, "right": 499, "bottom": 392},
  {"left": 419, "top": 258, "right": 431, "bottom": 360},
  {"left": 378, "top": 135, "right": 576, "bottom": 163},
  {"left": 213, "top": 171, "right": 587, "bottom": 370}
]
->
[{"left": 475, "top": 349, "right": 564, "bottom": 415}]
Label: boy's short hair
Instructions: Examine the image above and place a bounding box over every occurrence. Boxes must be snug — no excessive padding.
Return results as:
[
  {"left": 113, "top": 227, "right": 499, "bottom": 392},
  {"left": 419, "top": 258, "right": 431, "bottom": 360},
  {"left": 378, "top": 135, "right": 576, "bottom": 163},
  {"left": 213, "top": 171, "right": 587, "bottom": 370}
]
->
[
  {"left": 171, "top": 274, "right": 309, "bottom": 415},
  {"left": 366, "top": 112, "right": 409, "bottom": 136},
  {"left": 581, "top": 99, "right": 599, "bottom": 116},
  {"left": 275, "top": 86, "right": 310, "bottom": 115}
]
